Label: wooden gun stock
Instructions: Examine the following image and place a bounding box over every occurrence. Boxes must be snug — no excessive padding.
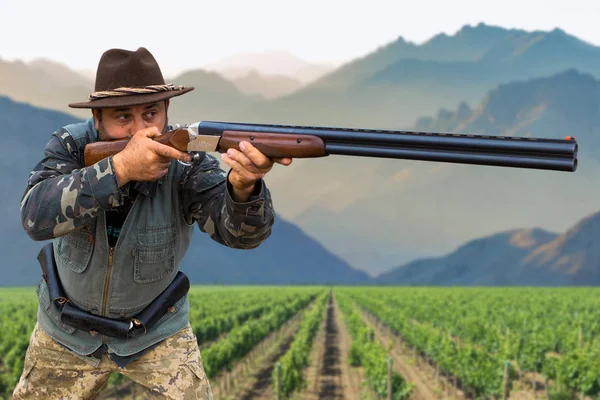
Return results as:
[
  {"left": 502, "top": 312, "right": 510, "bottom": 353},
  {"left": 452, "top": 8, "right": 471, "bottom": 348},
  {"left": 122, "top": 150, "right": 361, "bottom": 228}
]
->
[
  {"left": 84, "top": 129, "right": 327, "bottom": 166},
  {"left": 84, "top": 140, "right": 129, "bottom": 167},
  {"left": 84, "top": 129, "right": 195, "bottom": 167},
  {"left": 220, "top": 131, "right": 326, "bottom": 158}
]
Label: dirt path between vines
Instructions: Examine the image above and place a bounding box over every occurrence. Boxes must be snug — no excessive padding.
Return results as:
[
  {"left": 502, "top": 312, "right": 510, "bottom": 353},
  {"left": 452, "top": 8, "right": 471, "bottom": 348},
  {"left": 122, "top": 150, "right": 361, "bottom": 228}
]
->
[
  {"left": 331, "top": 294, "right": 373, "bottom": 400},
  {"left": 297, "top": 292, "right": 369, "bottom": 400},
  {"left": 316, "top": 294, "right": 346, "bottom": 399},
  {"left": 296, "top": 293, "right": 377, "bottom": 400}
]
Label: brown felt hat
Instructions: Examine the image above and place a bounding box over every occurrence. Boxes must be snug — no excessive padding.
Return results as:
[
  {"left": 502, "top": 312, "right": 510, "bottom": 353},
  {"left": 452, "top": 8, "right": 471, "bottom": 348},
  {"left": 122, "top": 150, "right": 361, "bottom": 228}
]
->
[{"left": 69, "top": 47, "right": 194, "bottom": 109}]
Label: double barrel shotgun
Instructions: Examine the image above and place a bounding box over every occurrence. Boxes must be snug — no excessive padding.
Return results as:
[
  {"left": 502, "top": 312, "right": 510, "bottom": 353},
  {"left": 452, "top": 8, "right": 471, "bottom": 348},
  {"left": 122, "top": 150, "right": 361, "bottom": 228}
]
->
[{"left": 83, "top": 120, "right": 578, "bottom": 172}]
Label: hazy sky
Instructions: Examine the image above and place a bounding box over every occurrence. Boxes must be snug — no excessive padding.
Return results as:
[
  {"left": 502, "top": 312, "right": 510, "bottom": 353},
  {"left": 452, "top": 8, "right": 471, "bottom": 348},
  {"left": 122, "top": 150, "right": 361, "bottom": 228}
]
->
[{"left": 1, "top": 0, "right": 599, "bottom": 76}]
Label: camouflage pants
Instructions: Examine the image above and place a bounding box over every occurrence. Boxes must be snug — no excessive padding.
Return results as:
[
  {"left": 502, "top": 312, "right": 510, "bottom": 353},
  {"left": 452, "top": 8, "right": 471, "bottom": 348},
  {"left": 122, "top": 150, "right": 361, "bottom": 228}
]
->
[{"left": 12, "top": 322, "right": 213, "bottom": 400}]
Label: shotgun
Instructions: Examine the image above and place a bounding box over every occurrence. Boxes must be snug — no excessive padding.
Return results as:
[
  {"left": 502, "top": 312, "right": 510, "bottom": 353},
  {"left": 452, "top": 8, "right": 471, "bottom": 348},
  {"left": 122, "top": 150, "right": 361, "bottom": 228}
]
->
[{"left": 83, "top": 121, "right": 578, "bottom": 172}]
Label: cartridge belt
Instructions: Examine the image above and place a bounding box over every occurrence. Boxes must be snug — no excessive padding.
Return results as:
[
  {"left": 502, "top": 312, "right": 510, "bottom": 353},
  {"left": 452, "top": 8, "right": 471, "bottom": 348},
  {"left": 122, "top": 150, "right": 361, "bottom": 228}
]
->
[{"left": 36, "top": 242, "right": 189, "bottom": 339}]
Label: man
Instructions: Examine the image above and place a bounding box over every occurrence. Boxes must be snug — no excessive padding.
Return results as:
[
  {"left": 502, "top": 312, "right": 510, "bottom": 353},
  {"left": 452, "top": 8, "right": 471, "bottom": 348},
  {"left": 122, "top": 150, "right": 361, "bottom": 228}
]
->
[{"left": 13, "top": 47, "right": 291, "bottom": 399}]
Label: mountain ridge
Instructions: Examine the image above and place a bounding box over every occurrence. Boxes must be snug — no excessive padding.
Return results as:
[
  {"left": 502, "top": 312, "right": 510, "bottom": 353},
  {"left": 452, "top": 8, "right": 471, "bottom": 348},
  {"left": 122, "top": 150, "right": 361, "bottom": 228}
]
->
[
  {"left": 234, "top": 23, "right": 600, "bottom": 129},
  {"left": 373, "top": 209, "right": 600, "bottom": 286}
]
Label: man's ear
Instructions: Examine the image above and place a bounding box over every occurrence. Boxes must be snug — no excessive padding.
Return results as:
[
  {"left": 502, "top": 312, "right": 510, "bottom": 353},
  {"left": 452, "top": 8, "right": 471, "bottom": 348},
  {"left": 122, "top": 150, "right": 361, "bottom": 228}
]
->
[{"left": 92, "top": 109, "right": 100, "bottom": 130}]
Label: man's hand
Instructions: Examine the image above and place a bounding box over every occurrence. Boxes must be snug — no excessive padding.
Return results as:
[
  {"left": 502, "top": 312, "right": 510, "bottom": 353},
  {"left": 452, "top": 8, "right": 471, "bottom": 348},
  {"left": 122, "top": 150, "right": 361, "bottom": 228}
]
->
[
  {"left": 112, "top": 127, "right": 192, "bottom": 186},
  {"left": 221, "top": 141, "right": 292, "bottom": 202}
]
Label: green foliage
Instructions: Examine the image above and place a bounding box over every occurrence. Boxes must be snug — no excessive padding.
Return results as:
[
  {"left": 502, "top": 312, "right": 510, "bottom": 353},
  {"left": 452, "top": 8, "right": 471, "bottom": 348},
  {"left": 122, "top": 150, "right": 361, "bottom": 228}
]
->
[
  {"left": 187, "top": 287, "right": 313, "bottom": 344},
  {"left": 0, "top": 290, "right": 37, "bottom": 398},
  {"left": 543, "top": 345, "right": 600, "bottom": 397},
  {"left": 337, "top": 286, "right": 600, "bottom": 398},
  {"left": 2, "top": 286, "right": 600, "bottom": 398},
  {"left": 202, "top": 306, "right": 291, "bottom": 378},
  {"left": 547, "top": 387, "right": 578, "bottom": 400},
  {"left": 348, "top": 342, "right": 362, "bottom": 366},
  {"left": 337, "top": 293, "right": 413, "bottom": 399},
  {"left": 0, "top": 374, "right": 9, "bottom": 399},
  {"left": 0, "top": 286, "right": 323, "bottom": 397},
  {"left": 199, "top": 288, "right": 321, "bottom": 379},
  {"left": 272, "top": 291, "right": 329, "bottom": 398}
]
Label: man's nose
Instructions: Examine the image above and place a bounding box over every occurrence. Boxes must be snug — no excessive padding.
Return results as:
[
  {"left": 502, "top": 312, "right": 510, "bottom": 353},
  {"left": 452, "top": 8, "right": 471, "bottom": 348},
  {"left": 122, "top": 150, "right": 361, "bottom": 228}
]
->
[{"left": 131, "top": 116, "right": 148, "bottom": 135}]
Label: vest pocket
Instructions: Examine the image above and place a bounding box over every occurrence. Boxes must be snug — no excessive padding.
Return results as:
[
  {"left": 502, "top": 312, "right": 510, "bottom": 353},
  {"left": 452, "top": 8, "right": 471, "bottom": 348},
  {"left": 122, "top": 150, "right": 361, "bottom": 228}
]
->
[
  {"left": 56, "top": 228, "right": 93, "bottom": 273},
  {"left": 133, "top": 224, "right": 177, "bottom": 284}
]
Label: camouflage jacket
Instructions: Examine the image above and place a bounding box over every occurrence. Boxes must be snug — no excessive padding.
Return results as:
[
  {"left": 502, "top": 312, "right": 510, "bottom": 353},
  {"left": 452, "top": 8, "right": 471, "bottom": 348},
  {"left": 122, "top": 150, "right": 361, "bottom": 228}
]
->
[{"left": 20, "top": 117, "right": 275, "bottom": 360}]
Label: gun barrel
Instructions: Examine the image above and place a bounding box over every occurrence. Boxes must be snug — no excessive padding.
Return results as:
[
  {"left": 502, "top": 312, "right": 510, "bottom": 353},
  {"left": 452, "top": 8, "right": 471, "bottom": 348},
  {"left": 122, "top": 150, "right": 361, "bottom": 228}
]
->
[
  {"left": 197, "top": 121, "right": 578, "bottom": 159},
  {"left": 325, "top": 143, "right": 577, "bottom": 172}
]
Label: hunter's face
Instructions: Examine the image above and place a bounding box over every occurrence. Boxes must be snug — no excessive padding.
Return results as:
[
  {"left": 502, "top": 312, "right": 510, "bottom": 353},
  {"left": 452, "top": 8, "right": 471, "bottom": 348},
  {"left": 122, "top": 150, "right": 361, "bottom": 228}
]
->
[{"left": 94, "top": 100, "right": 169, "bottom": 141}]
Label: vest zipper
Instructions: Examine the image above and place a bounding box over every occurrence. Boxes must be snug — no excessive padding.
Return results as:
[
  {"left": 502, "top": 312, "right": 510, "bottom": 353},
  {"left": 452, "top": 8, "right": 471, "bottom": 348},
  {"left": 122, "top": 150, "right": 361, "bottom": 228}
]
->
[
  {"left": 99, "top": 191, "right": 140, "bottom": 344},
  {"left": 101, "top": 246, "right": 114, "bottom": 345},
  {"left": 102, "top": 247, "right": 114, "bottom": 317}
]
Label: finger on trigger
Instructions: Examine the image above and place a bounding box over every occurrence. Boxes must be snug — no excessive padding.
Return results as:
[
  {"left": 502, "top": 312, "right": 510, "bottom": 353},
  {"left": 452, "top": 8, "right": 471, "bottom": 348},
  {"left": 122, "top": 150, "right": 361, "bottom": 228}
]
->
[{"left": 156, "top": 142, "right": 191, "bottom": 161}]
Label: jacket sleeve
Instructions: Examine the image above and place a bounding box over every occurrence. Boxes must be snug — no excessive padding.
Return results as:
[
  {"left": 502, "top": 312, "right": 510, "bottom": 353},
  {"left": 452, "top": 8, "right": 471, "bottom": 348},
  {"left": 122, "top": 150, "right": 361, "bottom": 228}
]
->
[
  {"left": 20, "top": 128, "right": 126, "bottom": 241},
  {"left": 180, "top": 152, "right": 275, "bottom": 249}
]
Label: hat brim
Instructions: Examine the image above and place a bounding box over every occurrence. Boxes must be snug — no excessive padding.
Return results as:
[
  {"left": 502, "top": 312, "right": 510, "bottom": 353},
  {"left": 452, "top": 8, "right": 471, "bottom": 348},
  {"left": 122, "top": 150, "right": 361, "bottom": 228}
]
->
[{"left": 68, "top": 86, "right": 194, "bottom": 109}]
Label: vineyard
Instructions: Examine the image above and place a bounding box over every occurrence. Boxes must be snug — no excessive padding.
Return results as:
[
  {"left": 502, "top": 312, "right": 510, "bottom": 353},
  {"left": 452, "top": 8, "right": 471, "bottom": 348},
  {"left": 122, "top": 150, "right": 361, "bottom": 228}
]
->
[{"left": 1, "top": 286, "right": 599, "bottom": 399}]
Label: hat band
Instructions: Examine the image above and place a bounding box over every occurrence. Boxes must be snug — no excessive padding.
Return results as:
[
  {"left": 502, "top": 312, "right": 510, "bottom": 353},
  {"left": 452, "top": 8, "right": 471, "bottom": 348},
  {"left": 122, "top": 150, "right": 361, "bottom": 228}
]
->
[{"left": 88, "top": 83, "right": 186, "bottom": 100}]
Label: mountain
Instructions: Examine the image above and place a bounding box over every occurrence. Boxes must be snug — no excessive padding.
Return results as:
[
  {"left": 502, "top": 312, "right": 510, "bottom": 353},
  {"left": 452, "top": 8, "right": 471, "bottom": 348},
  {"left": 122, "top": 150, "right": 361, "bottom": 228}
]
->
[
  {"left": 231, "top": 70, "right": 304, "bottom": 99},
  {"left": 305, "top": 23, "right": 511, "bottom": 92},
  {"left": 0, "top": 97, "right": 83, "bottom": 286},
  {"left": 372, "top": 227, "right": 558, "bottom": 285},
  {"left": 0, "top": 57, "right": 264, "bottom": 125},
  {"left": 236, "top": 23, "right": 600, "bottom": 129},
  {"left": 295, "top": 64, "right": 336, "bottom": 84},
  {"left": 7, "top": 24, "right": 600, "bottom": 131},
  {"left": 180, "top": 217, "right": 369, "bottom": 285},
  {"left": 0, "top": 96, "right": 366, "bottom": 287},
  {"left": 202, "top": 50, "right": 337, "bottom": 83},
  {"left": 321, "top": 23, "right": 600, "bottom": 91},
  {"left": 373, "top": 210, "right": 600, "bottom": 286},
  {"left": 0, "top": 58, "right": 91, "bottom": 120},
  {"left": 27, "top": 58, "right": 93, "bottom": 88},
  {"left": 518, "top": 211, "right": 600, "bottom": 285},
  {"left": 158, "top": 69, "right": 264, "bottom": 123},
  {"left": 76, "top": 68, "right": 96, "bottom": 82},
  {"left": 415, "top": 69, "right": 600, "bottom": 161},
  {"left": 260, "top": 69, "right": 600, "bottom": 276}
]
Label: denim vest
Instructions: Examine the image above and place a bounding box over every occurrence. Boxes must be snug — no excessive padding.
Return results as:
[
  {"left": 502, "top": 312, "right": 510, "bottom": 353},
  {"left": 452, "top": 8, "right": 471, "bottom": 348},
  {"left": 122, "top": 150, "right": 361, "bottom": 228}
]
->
[{"left": 36, "top": 119, "right": 194, "bottom": 356}]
